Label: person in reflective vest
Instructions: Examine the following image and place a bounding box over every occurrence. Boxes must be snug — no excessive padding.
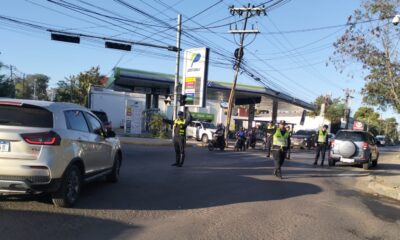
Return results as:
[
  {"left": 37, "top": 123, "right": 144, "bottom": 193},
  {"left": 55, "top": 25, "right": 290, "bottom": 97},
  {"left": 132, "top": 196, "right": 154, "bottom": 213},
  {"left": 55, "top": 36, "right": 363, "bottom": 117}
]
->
[
  {"left": 163, "top": 110, "right": 192, "bottom": 167},
  {"left": 271, "top": 120, "right": 291, "bottom": 178},
  {"left": 265, "top": 121, "right": 276, "bottom": 158},
  {"left": 313, "top": 124, "right": 329, "bottom": 166}
]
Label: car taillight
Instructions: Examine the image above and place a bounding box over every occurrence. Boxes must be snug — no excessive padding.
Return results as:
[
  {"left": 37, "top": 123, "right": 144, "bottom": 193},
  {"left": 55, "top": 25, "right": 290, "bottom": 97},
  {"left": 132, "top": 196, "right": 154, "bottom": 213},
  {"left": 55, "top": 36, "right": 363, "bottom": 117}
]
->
[
  {"left": 331, "top": 140, "right": 335, "bottom": 148},
  {"left": 363, "top": 142, "right": 368, "bottom": 150},
  {"left": 21, "top": 131, "right": 61, "bottom": 146}
]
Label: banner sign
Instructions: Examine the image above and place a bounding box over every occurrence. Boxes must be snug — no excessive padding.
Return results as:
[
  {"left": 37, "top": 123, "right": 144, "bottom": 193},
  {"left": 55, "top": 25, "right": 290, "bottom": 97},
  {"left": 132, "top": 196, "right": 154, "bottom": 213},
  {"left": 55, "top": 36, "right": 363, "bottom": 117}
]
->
[
  {"left": 124, "top": 99, "right": 144, "bottom": 135},
  {"left": 353, "top": 121, "right": 364, "bottom": 131},
  {"left": 182, "top": 48, "right": 209, "bottom": 107}
]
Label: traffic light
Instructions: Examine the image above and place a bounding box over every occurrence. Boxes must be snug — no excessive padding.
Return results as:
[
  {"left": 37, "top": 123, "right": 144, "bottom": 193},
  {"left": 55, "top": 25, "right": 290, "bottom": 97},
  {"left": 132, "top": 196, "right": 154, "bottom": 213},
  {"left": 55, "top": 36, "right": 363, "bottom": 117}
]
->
[{"left": 179, "top": 94, "right": 187, "bottom": 106}]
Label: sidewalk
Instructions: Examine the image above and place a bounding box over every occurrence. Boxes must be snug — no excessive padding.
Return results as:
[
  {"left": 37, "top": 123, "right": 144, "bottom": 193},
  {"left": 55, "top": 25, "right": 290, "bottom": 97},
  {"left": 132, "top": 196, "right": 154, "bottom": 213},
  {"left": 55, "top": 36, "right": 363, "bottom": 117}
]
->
[{"left": 356, "top": 146, "right": 400, "bottom": 201}]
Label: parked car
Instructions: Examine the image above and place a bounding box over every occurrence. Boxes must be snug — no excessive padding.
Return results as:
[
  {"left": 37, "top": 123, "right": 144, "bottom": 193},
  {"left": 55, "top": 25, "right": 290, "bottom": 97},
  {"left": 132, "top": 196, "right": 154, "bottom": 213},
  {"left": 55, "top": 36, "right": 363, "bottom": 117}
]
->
[
  {"left": 328, "top": 133, "right": 335, "bottom": 148},
  {"left": 91, "top": 110, "right": 112, "bottom": 132},
  {"left": 0, "top": 99, "right": 122, "bottom": 207},
  {"left": 329, "top": 130, "right": 379, "bottom": 170},
  {"left": 186, "top": 121, "right": 217, "bottom": 143},
  {"left": 290, "top": 130, "right": 316, "bottom": 150},
  {"left": 375, "top": 135, "right": 387, "bottom": 147}
]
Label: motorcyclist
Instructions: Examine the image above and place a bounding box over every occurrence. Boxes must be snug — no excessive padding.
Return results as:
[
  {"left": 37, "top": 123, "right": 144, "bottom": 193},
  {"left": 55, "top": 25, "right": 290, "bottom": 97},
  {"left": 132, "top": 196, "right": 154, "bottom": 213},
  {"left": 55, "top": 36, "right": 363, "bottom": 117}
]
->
[
  {"left": 236, "top": 127, "right": 246, "bottom": 150},
  {"left": 214, "top": 123, "right": 225, "bottom": 146}
]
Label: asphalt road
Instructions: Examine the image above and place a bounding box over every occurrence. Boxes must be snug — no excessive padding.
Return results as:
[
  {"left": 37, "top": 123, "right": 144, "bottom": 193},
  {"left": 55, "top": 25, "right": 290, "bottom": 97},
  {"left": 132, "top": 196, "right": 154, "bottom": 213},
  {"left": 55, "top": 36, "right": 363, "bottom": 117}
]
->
[{"left": 0, "top": 144, "right": 399, "bottom": 240}]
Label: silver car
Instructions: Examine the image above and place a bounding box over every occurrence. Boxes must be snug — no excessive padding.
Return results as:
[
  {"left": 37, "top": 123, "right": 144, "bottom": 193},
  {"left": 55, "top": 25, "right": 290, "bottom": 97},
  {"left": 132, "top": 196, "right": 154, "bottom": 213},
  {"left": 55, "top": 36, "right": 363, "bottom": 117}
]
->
[
  {"left": 0, "top": 99, "right": 122, "bottom": 207},
  {"left": 328, "top": 130, "right": 379, "bottom": 170}
]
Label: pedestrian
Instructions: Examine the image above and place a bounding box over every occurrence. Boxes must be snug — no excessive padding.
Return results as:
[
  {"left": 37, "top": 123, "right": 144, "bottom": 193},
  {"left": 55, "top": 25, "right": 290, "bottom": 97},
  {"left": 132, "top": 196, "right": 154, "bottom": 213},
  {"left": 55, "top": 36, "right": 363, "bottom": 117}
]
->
[
  {"left": 313, "top": 124, "right": 329, "bottom": 166},
  {"left": 271, "top": 120, "right": 291, "bottom": 179},
  {"left": 285, "top": 125, "right": 292, "bottom": 160},
  {"left": 163, "top": 110, "right": 192, "bottom": 167},
  {"left": 265, "top": 121, "right": 276, "bottom": 158}
]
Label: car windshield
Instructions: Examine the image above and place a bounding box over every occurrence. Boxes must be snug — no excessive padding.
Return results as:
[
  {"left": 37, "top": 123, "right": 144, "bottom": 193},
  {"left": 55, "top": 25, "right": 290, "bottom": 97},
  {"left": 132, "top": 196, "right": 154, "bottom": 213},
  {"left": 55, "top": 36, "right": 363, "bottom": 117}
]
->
[
  {"left": 92, "top": 111, "right": 108, "bottom": 123},
  {"left": 202, "top": 122, "right": 216, "bottom": 129},
  {"left": 293, "top": 130, "right": 314, "bottom": 136},
  {"left": 335, "top": 131, "right": 367, "bottom": 141},
  {"left": 0, "top": 104, "right": 53, "bottom": 128}
]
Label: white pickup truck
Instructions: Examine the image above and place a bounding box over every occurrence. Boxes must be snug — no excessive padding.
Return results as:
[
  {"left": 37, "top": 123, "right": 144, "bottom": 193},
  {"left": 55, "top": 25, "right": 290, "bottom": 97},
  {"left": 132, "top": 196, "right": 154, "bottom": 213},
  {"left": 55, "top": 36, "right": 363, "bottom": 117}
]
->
[{"left": 186, "top": 121, "right": 217, "bottom": 143}]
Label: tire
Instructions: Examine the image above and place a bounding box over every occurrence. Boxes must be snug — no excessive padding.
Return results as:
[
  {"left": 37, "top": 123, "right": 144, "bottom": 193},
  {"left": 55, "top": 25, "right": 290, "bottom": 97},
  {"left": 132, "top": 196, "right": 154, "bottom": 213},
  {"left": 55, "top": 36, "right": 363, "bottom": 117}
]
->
[
  {"left": 106, "top": 154, "right": 122, "bottom": 183},
  {"left": 52, "top": 164, "right": 82, "bottom": 208},
  {"left": 202, "top": 134, "right": 209, "bottom": 143},
  {"left": 328, "top": 158, "right": 336, "bottom": 167},
  {"left": 372, "top": 153, "right": 379, "bottom": 167},
  {"left": 219, "top": 146, "right": 225, "bottom": 151},
  {"left": 363, "top": 156, "right": 372, "bottom": 170},
  {"left": 208, "top": 143, "right": 214, "bottom": 151}
]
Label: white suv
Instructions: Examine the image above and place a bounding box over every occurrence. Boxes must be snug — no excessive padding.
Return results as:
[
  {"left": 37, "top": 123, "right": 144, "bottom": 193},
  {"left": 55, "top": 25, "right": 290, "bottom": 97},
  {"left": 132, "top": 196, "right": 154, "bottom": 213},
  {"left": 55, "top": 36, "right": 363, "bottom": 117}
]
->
[
  {"left": 0, "top": 99, "right": 122, "bottom": 207},
  {"left": 186, "top": 121, "right": 217, "bottom": 143}
]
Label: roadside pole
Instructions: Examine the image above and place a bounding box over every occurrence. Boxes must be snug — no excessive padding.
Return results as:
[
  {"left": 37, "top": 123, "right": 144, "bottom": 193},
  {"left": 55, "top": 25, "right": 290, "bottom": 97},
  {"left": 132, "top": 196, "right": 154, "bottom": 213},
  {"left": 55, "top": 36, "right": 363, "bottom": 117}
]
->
[
  {"left": 224, "top": 4, "right": 264, "bottom": 146},
  {"left": 173, "top": 14, "right": 182, "bottom": 121}
]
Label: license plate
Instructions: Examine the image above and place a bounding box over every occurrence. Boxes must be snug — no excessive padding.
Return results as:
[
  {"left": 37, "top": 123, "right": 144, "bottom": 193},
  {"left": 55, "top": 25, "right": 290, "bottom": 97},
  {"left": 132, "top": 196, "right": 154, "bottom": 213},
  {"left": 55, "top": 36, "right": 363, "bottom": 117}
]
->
[
  {"left": 341, "top": 157, "right": 354, "bottom": 163},
  {"left": 0, "top": 141, "right": 10, "bottom": 152}
]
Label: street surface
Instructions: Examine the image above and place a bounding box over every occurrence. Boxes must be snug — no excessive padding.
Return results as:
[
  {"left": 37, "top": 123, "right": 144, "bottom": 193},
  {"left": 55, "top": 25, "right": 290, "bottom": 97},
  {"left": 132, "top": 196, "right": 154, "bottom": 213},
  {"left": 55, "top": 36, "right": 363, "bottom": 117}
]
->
[{"left": 0, "top": 144, "right": 399, "bottom": 240}]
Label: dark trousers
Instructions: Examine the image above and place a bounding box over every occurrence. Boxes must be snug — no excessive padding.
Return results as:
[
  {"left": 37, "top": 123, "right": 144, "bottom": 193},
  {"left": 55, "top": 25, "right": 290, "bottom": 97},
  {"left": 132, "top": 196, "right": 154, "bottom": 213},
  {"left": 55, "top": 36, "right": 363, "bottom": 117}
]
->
[
  {"left": 173, "top": 136, "right": 186, "bottom": 165},
  {"left": 272, "top": 147, "right": 287, "bottom": 172},
  {"left": 266, "top": 135, "right": 273, "bottom": 156},
  {"left": 314, "top": 144, "right": 327, "bottom": 164}
]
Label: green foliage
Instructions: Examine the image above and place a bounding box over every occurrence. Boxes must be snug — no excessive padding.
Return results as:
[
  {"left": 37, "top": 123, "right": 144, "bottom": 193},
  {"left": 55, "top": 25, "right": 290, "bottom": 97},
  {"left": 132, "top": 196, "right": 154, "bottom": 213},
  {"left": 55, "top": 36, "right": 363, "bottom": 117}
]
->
[
  {"left": 55, "top": 66, "right": 103, "bottom": 105},
  {"left": 149, "top": 113, "right": 168, "bottom": 138},
  {"left": 308, "top": 95, "right": 345, "bottom": 123},
  {"left": 354, "top": 107, "right": 399, "bottom": 139},
  {"left": 331, "top": 0, "right": 400, "bottom": 113},
  {"left": 0, "top": 62, "right": 15, "bottom": 98},
  {"left": 14, "top": 74, "right": 49, "bottom": 100}
]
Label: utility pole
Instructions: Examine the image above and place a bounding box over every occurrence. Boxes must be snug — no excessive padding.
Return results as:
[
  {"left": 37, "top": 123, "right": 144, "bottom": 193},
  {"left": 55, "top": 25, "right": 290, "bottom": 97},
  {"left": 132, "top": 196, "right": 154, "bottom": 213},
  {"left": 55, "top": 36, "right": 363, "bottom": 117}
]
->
[
  {"left": 173, "top": 14, "right": 182, "bottom": 121},
  {"left": 343, "top": 88, "right": 354, "bottom": 129},
  {"left": 224, "top": 4, "right": 265, "bottom": 145}
]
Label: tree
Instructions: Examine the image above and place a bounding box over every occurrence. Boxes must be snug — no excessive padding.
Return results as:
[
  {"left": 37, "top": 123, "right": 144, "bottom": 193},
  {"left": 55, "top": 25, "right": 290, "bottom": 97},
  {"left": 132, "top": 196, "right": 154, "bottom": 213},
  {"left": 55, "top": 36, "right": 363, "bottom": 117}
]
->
[
  {"left": 331, "top": 0, "right": 400, "bottom": 113},
  {"left": 55, "top": 66, "right": 103, "bottom": 105},
  {"left": 15, "top": 74, "right": 49, "bottom": 100},
  {"left": 309, "top": 95, "right": 345, "bottom": 123},
  {"left": 0, "top": 62, "right": 15, "bottom": 98},
  {"left": 354, "top": 107, "right": 381, "bottom": 134}
]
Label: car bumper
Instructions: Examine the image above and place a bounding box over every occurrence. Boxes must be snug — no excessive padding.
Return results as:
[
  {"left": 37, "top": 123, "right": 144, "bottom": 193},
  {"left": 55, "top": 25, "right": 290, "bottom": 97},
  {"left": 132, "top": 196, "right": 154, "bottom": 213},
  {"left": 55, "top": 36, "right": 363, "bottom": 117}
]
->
[
  {"left": 329, "top": 155, "right": 369, "bottom": 164},
  {"left": 0, "top": 176, "right": 61, "bottom": 194}
]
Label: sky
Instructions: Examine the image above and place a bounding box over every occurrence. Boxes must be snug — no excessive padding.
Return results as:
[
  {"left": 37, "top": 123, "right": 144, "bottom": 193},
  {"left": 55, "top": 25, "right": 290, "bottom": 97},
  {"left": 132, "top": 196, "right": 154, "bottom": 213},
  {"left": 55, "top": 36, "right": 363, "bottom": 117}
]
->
[{"left": 0, "top": 0, "right": 398, "bottom": 122}]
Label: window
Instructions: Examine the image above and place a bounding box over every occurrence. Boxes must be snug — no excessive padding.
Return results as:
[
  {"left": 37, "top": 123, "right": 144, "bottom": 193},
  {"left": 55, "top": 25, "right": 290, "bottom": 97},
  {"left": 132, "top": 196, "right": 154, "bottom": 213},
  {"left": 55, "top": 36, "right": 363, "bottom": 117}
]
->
[
  {"left": 0, "top": 104, "right": 53, "bottom": 128},
  {"left": 91, "top": 110, "right": 108, "bottom": 123},
  {"left": 85, "top": 113, "right": 104, "bottom": 136},
  {"left": 335, "top": 131, "right": 367, "bottom": 142},
  {"left": 65, "top": 111, "right": 89, "bottom": 132}
]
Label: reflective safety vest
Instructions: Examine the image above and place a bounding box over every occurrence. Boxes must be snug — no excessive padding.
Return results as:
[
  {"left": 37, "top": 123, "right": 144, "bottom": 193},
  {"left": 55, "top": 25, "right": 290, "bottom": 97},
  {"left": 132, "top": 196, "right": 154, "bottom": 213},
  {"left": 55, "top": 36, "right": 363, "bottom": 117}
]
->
[
  {"left": 318, "top": 130, "right": 328, "bottom": 143},
  {"left": 273, "top": 128, "right": 289, "bottom": 147},
  {"left": 174, "top": 119, "right": 187, "bottom": 136}
]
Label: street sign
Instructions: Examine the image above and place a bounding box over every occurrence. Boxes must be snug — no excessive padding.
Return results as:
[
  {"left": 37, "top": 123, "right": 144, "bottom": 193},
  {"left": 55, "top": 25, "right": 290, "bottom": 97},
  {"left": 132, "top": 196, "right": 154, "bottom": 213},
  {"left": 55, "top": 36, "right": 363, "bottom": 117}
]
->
[
  {"left": 182, "top": 48, "right": 210, "bottom": 107},
  {"left": 353, "top": 121, "right": 364, "bottom": 131}
]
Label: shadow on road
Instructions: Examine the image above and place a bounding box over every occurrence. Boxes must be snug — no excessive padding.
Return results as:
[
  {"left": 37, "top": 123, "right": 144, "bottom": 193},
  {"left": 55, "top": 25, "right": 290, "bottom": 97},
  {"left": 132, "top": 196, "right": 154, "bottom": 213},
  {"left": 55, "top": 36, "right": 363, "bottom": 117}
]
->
[{"left": 0, "top": 209, "right": 140, "bottom": 240}]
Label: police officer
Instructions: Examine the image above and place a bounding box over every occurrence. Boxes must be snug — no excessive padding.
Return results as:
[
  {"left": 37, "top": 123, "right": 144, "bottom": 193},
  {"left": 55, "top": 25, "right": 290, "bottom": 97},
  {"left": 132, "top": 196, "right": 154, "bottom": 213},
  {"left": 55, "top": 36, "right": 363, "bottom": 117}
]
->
[
  {"left": 164, "top": 110, "right": 192, "bottom": 167},
  {"left": 313, "top": 124, "right": 329, "bottom": 166},
  {"left": 271, "top": 120, "right": 291, "bottom": 178},
  {"left": 265, "top": 121, "right": 276, "bottom": 158}
]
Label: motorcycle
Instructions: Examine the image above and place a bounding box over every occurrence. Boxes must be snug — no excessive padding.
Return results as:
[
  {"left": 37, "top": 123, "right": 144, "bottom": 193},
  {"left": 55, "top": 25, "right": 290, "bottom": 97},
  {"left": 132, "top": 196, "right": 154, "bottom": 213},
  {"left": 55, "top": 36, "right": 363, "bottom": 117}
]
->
[
  {"left": 208, "top": 133, "right": 225, "bottom": 151},
  {"left": 234, "top": 136, "right": 246, "bottom": 151},
  {"left": 246, "top": 133, "right": 257, "bottom": 149}
]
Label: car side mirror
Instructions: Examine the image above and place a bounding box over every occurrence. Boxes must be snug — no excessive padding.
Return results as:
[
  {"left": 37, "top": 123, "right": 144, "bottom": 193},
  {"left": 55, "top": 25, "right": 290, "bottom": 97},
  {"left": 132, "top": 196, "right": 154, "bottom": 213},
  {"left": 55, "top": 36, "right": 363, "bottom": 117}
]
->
[{"left": 106, "top": 129, "right": 116, "bottom": 138}]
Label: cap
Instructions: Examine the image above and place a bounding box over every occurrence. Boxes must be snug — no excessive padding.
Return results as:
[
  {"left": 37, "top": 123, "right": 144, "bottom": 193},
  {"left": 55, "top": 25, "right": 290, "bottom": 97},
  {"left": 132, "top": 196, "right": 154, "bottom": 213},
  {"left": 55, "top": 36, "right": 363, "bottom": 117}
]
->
[
  {"left": 178, "top": 111, "right": 184, "bottom": 116},
  {"left": 323, "top": 124, "right": 329, "bottom": 129},
  {"left": 279, "top": 120, "right": 286, "bottom": 125}
]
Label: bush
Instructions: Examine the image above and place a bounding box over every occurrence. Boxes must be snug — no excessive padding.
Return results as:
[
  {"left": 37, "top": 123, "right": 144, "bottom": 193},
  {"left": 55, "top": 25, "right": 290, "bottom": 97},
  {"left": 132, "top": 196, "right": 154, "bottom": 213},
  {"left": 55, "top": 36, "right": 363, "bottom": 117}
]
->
[{"left": 149, "top": 113, "right": 168, "bottom": 138}]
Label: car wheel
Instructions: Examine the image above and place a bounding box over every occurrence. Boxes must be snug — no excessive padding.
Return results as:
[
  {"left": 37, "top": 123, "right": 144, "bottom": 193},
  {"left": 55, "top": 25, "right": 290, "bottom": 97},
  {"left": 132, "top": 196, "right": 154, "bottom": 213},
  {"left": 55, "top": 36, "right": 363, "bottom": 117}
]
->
[
  {"left": 52, "top": 164, "right": 82, "bottom": 208},
  {"left": 363, "top": 156, "right": 372, "bottom": 170},
  {"left": 202, "top": 134, "right": 209, "bottom": 143},
  {"left": 106, "top": 154, "right": 122, "bottom": 183}
]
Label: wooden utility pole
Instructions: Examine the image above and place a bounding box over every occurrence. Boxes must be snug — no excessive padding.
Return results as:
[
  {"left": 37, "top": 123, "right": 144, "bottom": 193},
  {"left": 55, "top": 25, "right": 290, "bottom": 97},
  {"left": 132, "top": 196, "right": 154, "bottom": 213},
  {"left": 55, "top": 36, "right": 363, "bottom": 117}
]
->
[{"left": 224, "top": 4, "right": 265, "bottom": 146}]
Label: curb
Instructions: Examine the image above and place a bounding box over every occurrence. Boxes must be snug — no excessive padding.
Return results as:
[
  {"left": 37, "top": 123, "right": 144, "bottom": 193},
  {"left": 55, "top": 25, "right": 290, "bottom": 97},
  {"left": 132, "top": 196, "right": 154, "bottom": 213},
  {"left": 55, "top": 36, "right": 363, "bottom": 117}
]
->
[
  {"left": 119, "top": 140, "right": 203, "bottom": 148},
  {"left": 367, "top": 176, "right": 400, "bottom": 201}
]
